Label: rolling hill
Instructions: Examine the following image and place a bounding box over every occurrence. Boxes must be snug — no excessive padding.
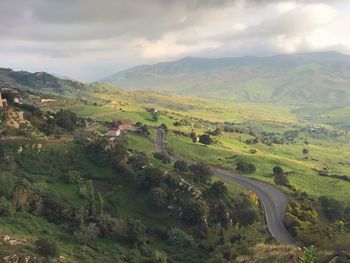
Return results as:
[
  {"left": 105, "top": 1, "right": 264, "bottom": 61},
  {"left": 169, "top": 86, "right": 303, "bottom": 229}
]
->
[
  {"left": 102, "top": 51, "right": 350, "bottom": 105},
  {"left": 0, "top": 67, "right": 87, "bottom": 95}
]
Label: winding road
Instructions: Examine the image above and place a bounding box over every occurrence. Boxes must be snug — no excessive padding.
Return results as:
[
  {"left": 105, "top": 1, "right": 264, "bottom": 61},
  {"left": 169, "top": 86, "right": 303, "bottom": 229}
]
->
[{"left": 155, "top": 128, "right": 296, "bottom": 245}]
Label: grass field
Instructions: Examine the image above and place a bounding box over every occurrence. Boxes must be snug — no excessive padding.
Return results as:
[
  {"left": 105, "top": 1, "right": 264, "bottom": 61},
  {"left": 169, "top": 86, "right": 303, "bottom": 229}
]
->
[{"left": 39, "top": 86, "right": 350, "bottom": 204}]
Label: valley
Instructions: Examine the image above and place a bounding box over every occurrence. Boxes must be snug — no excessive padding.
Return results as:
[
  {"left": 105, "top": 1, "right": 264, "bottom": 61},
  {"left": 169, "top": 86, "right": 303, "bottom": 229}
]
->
[{"left": 0, "top": 65, "right": 350, "bottom": 262}]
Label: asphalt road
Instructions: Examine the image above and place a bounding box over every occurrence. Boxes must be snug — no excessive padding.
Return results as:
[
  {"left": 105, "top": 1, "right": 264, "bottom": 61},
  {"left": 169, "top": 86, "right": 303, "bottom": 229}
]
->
[{"left": 155, "top": 128, "right": 296, "bottom": 245}]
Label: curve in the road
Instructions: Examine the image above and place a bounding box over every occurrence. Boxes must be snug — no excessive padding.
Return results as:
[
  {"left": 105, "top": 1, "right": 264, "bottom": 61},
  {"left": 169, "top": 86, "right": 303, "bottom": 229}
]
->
[{"left": 155, "top": 128, "right": 296, "bottom": 245}]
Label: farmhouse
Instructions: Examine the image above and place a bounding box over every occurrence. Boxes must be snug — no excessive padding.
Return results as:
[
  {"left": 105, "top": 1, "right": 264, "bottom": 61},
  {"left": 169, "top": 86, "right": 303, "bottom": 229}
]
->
[
  {"left": 105, "top": 128, "right": 121, "bottom": 137},
  {"left": 112, "top": 119, "right": 133, "bottom": 131},
  {"left": 147, "top": 107, "right": 158, "bottom": 113}
]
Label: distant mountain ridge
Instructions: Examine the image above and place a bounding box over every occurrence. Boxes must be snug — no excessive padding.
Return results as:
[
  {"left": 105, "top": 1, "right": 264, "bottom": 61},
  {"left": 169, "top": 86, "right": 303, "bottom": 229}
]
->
[
  {"left": 0, "top": 67, "right": 87, "bottom": 95},
  {"left": 102, "top": 51, "right": 350, "bottom": 105}
]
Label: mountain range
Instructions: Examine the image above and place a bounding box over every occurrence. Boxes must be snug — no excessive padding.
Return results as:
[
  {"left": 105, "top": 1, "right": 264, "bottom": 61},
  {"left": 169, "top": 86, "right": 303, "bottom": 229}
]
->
[{"left": 102, "top": 51, "right": 350, "bottom": 105}]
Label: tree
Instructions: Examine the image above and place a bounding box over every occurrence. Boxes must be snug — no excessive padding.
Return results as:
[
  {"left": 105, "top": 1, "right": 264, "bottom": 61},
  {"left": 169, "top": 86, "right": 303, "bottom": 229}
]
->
[
  {"left": 60, "top": 170, "right": 81, "bottom": 184},
  {"left": 139, "top": 167, "right": 165, "bottom": 190},
  {"left": 35, "top": 237, "right": 59, "bottom": 258},
  {"left": 128, "top": 152, "right": 149, "bottom": 170},
  {"left": 207, "top": 181, "right": 228, "bottom": 199},
  {"left": 141, "top": 124, "right": 150, "bottom": 135},
  {"left": 273, "top": 166, "right": 284, "bottom": 176},
  {"left": 274, "top": 173, "right": 290, "bottom": 187},
  {"left": 174, "top": 160, "right": 189, "bottom": 172},
  {"left": 0, "top": 197, "right": 14, "bottom": 216},
  {"left": 182, "top": 199, "right": 209, "bottom": 224},
  {"left": 235, "top": 162, "right": 256, "bottom": 174},
  {"left": 318, "top": 196, "right": 344, "bottom": 221},
  {"left": 152, "top": 113, "right": 159, "bottom": 122},
  {"left": 54, "top": 109, "right": 78, "bottom": 131},
  {"left": 160, "top": 123, "right": 168, "bottom": 134},
  {"left": 189, "top": 163, "right": 213, "bottom": 183},
  {"left": 73, "top": 223, "right": 100, "bottom": 250},
  {"left": 199, "top": 134, "right": 212, "bottom": 146},
  {"left": 153, "top": 152, "right": 171, "bottom": 164},
  {"left": 168, "top": 227, "right": 196, "bottom": 248},
  {"left": 151, "top": 187, "right": 168, "bottom": 210},
  {"left": 127, "top": 219, "right": 147, "bottom": 247}
]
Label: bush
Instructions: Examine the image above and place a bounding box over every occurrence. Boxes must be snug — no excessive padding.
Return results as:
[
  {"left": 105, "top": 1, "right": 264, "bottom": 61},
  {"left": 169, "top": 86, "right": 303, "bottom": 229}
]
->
[
  {"left": 128, "top": 153, "right": 149, "bottom": 170},
  {"left": 153, "top": 152, "right": 171, "bottom": 164},
  {"left": 139, "top": 167, "right": 165, "bottom": 191},
  {"left": 168, "top": 227, "right": 196, "bottom": 248},
  {"left": 60, "top": 170, "right": 82, "bottom": 184},
  {"left": 174, "top": 160, "right": 189, "bottom": 172},
  {"left": 273, "top": 166, "right": 283, "bottom": 175},
  {"left": 274, "top": 173, "right": 290, "bottom": 187},
  {"left": 0, "top": 197, "right": 15, "bottom": 216},
  {"left": 206, "top": 181, "right": 228, "bottom": 199},
  {"left": 235, "top": 162, "right": 256, "bottom": 174},
  {"left": 151, "top": 187, "right": 168, "bottom": 210},
  {"left": 189, "top": 163, "right": 213, "bottom": 183},
  {"left": 35, "top": 237, "right": 59, "bottom": 258},
  {"left": 318, "top": 196, "right": 344, "bottom": 221},
  {"left": 199, "top": 134, "right": 212, "bottom": 146},
  {"left": 182, "top": 199, "right": 209, "bottom": 224},
  {"left": 127, "top": 219, "right": 147, "bottom": 246}
]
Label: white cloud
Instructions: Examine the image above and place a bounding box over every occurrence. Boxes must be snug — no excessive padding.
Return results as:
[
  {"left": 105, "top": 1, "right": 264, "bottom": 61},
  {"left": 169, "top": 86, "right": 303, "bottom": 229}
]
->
[{"left": 0, "top": 0, "right": 349, "bottom": 80}]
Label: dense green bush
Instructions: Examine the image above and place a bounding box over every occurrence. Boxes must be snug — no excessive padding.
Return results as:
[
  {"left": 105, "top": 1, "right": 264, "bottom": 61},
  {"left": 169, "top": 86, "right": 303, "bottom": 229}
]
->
[
  {"left": 168, "top": 227, "right": 196, "bottom": 248},
  {"left": 235, "top": 161, "right": 256, "bottom": 174},
  {"left": 0, "top": 197, "right": 15, "bottom": 216},
  {"left": 274, "top": 173, "right": 290, "bottom": 187},
  {"left": 318, "top": 196, "right": 344, "bottom": 221},
  {"left": 35, "top": 237, "right": 59, "bottom": 258},
  {"left": 189, "top": 163, "right": 213, "bottom": 183},
  {"left": 182, "top": 199, "right": 209, "bottom": 224},
  {"left": 153, "top": 152, "right": 171, "bottom": 164},
  {"left": 174, "top": 160, "right": 189, "bottom": 172},
  {"left": 206, "top": 181, "right": 228, "bottom": 199}
]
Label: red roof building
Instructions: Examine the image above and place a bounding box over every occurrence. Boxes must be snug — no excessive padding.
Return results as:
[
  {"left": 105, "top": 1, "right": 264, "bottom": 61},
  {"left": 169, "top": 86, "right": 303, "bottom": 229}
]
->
[{"left": 112, "top": 119, "right": 132, "bottom": 130}]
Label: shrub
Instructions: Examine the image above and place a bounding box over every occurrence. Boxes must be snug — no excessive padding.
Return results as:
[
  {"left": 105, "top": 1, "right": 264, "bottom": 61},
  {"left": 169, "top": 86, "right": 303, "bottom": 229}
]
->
[
  {"left": 139, "top": 167, "right": 165, "bottom": 191},
  {"left": 168, "top": 227, "right": 196, "bottom": 248},
  {"left": 189, "top": 163, "right": 213, "bottom": 183},
  {"left": 235, "top": 161, "right": 256, "bottom": 174},
  {"left": 182, "top": 199, "right": 209, "bottom": 224},
  {"left": 302, "top": 148, "right": 309, "bottom": 155},
  {"left": 318, "top": 196, "right": 344, "bottom": 221},
  {"left": 199, "top": 134, "right": 212, "bottom": 146},
  {"left": 206, "top": 181, "right": 228, "bottom": 199},
  {"left": 274, "top": 173, "right": 290, "bottom": 187},
  {"left": 151, "top": 187, "right": 168, "bottom": 210},
  {"left": 153, "top": 152, "right": 171, "bottom": 164},
  {"left": 127, "top": 219, "right": 147, "bottom": 247},
  {"left": 174, "top": 160, "right": 189, "bottom": 172},
  {"left": 35, "top": 237, "right": 59, "bottom": 258},
  {"left": 273, "top": 166, "right": 284, "bottom": 175},
  {"left": 0, "top": 197, "right": 15, "bottom": 216},
  {"left": 60, "top": 170, "right": 82, "bottom": 184},
  {"left": 128, "top": 153, "right": 149, "bottom": 170}
]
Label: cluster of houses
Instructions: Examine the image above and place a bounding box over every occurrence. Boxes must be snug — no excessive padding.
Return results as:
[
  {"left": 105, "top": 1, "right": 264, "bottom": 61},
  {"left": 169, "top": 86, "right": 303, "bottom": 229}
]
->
[{"left": 104, "top": 119, "right": 133, "bottom": 138}]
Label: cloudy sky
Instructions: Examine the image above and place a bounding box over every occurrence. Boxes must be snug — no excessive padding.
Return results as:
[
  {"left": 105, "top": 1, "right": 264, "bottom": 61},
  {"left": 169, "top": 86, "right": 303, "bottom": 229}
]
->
[{"left": 1, "top": 0, "right": 350, "bottom": 81}]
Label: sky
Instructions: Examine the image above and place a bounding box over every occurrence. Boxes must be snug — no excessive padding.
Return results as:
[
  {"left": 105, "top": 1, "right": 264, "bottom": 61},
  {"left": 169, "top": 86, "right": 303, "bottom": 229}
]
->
[{"left": 1, "top": 0, "right": 350, "bottom": 81}]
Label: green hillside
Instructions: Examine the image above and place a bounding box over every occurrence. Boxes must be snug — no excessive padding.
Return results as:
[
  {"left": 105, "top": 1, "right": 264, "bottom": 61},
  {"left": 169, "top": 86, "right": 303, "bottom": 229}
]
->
[
  {"left": 0, "top": 68, "right": 89, "bottom": 96},
  {"left": 102, "top": 51, "right": 350, "bottom": 105}
]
